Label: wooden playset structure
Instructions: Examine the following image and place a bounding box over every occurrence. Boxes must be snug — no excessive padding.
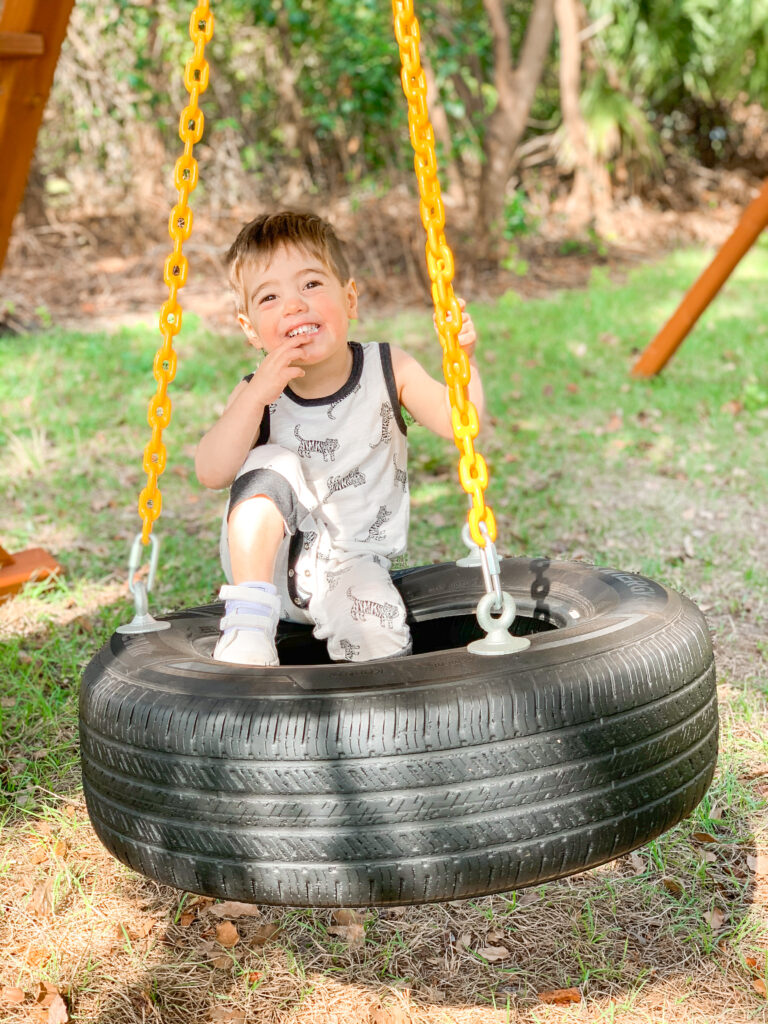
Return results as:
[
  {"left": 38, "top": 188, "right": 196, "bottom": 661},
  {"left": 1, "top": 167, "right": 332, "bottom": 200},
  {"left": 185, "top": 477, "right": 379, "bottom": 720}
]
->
[{"left": 0, "top": 0, "right": 73, "bottom": 598}]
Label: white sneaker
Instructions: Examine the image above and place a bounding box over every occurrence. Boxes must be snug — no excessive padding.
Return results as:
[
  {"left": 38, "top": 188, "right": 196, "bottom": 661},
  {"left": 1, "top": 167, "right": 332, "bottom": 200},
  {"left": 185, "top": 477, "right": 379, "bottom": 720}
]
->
[{"left": 212, "top": 584, "right": 281, "bottom": 667}]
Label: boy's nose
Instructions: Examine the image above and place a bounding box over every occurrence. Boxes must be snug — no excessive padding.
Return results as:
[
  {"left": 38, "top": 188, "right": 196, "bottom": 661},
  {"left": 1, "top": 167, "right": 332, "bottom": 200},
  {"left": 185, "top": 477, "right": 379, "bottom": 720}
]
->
[{"left": 284, "top": 291, "right": 308, "bottom": 313}]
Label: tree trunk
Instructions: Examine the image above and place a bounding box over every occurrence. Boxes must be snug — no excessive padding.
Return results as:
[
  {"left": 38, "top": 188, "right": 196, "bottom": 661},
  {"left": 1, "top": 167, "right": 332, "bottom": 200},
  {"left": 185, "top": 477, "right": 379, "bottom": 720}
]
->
[
  {"left": 476, "top": 0, "right": 555, "bottom": 257},
  {"left": 554, "top": 0, "right": 611, "bottom": 231}
]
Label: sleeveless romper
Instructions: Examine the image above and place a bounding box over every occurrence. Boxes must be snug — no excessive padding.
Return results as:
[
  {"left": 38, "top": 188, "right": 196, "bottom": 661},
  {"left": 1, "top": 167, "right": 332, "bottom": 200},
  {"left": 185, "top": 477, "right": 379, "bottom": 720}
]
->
[{"left": 219, "top": 341, "right": 412, "bottom": 661}]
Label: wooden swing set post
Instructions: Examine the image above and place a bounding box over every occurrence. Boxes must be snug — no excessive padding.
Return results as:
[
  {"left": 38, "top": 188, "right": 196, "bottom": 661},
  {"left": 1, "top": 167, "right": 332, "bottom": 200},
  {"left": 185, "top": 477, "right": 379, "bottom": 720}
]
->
[
  {"left": 0, "top": 0, "right": 76, "bottom": 273},
  {"left": 632, "top": 179, "right": 768, "bottom": 378}
]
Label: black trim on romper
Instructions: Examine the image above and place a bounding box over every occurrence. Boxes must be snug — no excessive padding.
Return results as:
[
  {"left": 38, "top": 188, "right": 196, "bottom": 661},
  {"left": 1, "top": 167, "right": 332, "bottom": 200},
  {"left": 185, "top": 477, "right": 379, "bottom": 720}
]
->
[
  {"left": 379, "top": 342, "right": 408, "bottom": 435},
  {"left": 241, "top": 373, "right": 271, "bottom": 448},
  {"left": 283, "top": 341, "right": 364, "bottom": 407}
]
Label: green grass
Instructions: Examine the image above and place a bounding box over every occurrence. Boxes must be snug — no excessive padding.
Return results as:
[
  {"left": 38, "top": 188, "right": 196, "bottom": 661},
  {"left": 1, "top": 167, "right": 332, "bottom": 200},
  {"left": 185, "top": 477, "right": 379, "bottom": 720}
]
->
[{"left": 1, "top": 242, "right": 768, "bottom": 1021}]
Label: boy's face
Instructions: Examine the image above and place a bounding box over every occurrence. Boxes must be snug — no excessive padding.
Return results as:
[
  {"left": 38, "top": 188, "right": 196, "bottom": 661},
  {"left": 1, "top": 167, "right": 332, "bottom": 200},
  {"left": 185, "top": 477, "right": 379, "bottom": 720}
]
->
[{"left": 237, "top": 244, "right": 357, "bottom": 366}]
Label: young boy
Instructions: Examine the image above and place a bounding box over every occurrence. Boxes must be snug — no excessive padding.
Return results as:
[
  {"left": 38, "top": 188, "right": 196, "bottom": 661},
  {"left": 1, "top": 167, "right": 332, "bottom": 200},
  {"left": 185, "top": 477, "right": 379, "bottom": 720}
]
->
[{"left": 195, "top": 210, "right": 484, "bottom": 666}]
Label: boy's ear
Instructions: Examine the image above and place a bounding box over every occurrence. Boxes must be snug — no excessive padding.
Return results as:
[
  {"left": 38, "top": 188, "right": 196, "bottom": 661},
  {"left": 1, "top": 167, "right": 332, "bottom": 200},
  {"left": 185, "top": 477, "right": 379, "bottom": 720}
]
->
[
  {"left": 238, "top": 313, "right": 261, "bottom": 348},
  {"left": 346, "top": 279, "right": 359, "bottom": 320}
]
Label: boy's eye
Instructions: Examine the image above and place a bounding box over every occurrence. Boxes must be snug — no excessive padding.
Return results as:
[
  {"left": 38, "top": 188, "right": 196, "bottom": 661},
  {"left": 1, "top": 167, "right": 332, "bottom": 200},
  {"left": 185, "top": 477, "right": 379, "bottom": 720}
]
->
[
  {"left": 304, "top": 279, "right": 322, "bottom": 290},
  {"left": 259, "top": 293, "right": 277, "bottom": 304}
]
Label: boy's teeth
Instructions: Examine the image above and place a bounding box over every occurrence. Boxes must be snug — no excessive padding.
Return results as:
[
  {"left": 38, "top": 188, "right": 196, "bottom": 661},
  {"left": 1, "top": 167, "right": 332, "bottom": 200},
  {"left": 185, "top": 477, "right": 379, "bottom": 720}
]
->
[{"left": 289, "top": 324, "right": 318, "bottom": 337}]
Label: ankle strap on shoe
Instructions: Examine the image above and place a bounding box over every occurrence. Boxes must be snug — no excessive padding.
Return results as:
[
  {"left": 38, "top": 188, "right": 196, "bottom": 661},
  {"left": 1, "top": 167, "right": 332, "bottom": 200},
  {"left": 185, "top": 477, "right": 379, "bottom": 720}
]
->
[
  {"left": 219, "top": 584, "right": 281, "bottom": 613},
  {"left": 220, "top": 612, "right": 277, "bottom": 633}
]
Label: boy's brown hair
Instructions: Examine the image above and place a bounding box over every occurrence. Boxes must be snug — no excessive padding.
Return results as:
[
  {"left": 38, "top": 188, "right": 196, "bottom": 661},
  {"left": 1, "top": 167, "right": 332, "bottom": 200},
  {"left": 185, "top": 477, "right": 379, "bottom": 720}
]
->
[{"left": 225, "top": 211, "right": 352, "bottom": 310}]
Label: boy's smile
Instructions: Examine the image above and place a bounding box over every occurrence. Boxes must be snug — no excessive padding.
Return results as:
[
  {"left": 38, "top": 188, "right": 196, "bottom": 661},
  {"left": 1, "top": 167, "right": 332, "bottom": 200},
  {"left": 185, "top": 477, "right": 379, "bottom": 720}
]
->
[{"left": 238, "top": 244, "right": 358, "bottom": 383}]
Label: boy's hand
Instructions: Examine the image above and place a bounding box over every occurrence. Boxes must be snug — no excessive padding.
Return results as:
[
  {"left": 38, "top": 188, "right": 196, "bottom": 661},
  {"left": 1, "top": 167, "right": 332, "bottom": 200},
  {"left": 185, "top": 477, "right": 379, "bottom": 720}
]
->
[
  {"left": 434, "top": 297, "right": 478, "bottom": 358},
  {"left": 248, "top": 340, "right": 308, "bottom": 405}
]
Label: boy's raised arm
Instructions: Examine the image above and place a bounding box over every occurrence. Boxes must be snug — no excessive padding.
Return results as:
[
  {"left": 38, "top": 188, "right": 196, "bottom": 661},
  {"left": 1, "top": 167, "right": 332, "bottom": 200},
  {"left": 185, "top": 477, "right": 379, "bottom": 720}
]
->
[
  {"left": 194, "top": 379, "right": 266, "bottom": 490},
  {"left": 392, "top": 298, "right": 484, "bottom": 441},
  {"left": 196, "top": 337, "right": 310, "bottom": 490}
]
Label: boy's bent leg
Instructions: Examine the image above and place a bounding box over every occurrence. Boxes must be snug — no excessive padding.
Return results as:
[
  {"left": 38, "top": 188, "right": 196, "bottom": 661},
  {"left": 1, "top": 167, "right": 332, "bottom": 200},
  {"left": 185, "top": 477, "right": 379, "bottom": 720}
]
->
[
  {"left": 215, "top": 446, "right": 316, "bottom": 666},
  {"left": 314, "top": 555, "right": 411, "bottom": 662},
  {"left": 228, "top": 497, "right": 284, "bottom": 584}
]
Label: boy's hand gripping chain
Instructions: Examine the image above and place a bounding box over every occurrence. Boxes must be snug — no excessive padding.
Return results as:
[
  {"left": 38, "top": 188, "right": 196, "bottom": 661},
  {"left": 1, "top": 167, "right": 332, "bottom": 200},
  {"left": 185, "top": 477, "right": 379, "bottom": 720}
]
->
[
  {"left": 392, "top": 0, "right": 529, "bottom": 654},
  {"left": 120, "top": 3, "right": 213, "bottom": 633}
]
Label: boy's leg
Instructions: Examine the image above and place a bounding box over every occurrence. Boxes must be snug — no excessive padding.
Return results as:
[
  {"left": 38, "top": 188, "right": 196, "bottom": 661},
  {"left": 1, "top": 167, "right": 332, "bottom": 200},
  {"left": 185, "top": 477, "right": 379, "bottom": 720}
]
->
[
  {"left": 214, "top": 496, "right": 284, "bottom": 666},
  {"left": 312, "top": 554, "right": 412, "bottom": 662},
  {"left": 228, "top": 497, "right": 284, "bottom": 583},
  {"left": 215, "top": 446, "right": 316, "bottom": 666}
]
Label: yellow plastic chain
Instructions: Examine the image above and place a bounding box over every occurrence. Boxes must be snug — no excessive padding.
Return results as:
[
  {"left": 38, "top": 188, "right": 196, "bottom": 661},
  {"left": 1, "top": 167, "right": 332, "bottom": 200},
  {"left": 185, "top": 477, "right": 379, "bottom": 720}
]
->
[
  {"left": 392, "top": 0, "right": 496, "bottom": 547},
  {"left": 137, "top": 3, "right": 214, "bottom": 544}
]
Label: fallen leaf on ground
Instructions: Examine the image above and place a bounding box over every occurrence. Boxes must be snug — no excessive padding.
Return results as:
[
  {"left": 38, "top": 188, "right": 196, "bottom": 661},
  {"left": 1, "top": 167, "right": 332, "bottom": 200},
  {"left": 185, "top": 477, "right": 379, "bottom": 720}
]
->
[
  {"left": 125, "top": 917, "right": 155, "bottom": 939},
  {"left": 328, "top": 923, "right": 366, "bottom": 948},
  {"left": 486, "top": 929, "right": 506, "bottom": 944},
  {"left": 25, "top": 943, "right": 49, "bottom": 966},
  {"left": 29, "top": 878, "right": 54, "bottom": 917},
  {"left": 370, "top": 1007, "right": 409, "bottom": 1024},
  {"left": 179, "top": 911, "right": 196, "bottom": 927},
  {"left": 628, "top": 852, "right": 646, "bottom": 874},
  {"left": 47, "top": 994, "right": 69, "bottom": 1023},
  {"left": 704, "top": 908, "right": 726, "bottom": 930},
  {"left": 538, "top": 987, "right": 582, "bottom": 1004},
  {"left": 215, "top": 921, "right": 240, "bottom": 947},
  {"left": 661, "top": 876, "right": 684, "bottom": 897},
  {"left": 53, "top": 839, "right": 68, "bottom": 858},
  {"left": 605, "top": 412, "right": 622, "bottom": 432},
  {"left": 747, "top": 854, "right": 768, "bottom": 876},
  {"left": 250, "top": 922, "right": 280, "bottom": 947},
  {"left": 209, "top": 1007, "right": 246, "bottom": 1022},
  {"left": 476, "top": 945, "right": 511, "bottom": 962},
  {"left": 34, "top": 983, "right": 61, "bottom": 1005},
  {"left": 1, "top": 987, "right": 25, "bottom": 1004},
  {"left": 332, "top": 908, "right": 362, "bottom": 926},
  {"left": 208, "top": 901, "right": 262, "bottom": 919},
  {"left": 691, "top": 831, "right": 718, "bottom": 843},
  {"left": 753, "top": 979, "right": 767, "bottom": 998}
]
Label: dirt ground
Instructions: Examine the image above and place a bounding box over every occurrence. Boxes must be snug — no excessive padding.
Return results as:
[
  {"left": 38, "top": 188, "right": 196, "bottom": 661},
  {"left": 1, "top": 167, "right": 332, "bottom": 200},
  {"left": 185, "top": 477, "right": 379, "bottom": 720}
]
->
[{"left": 0, "top": 178, "right": 756, "bottom": 337}]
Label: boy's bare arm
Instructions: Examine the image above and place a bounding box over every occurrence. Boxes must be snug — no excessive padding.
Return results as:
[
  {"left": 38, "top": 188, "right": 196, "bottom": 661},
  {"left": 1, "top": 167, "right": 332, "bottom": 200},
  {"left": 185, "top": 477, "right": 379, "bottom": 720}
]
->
[
  {"left": 195, "top": 341, "right": 308, "bottom": 489},
  {"left": 392, "top": 299, "right": 484, "bottom": 441}
]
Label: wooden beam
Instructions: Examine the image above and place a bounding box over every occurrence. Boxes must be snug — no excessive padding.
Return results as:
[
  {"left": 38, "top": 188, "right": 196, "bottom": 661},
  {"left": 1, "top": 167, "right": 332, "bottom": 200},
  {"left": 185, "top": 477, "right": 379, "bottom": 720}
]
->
[
  {"left": 0, "top": 32, "right": 45, "bottom": 58},
  {"left": 632, "top": 180, "right": 768, "bottom": 377},
  {"left": 0, "top": 0, "right": 76, "bottom": 272}
]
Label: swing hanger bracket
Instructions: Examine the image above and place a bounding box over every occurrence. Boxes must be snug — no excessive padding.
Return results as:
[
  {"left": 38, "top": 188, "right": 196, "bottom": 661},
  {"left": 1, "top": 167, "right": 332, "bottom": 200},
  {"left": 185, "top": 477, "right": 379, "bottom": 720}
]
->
[
  {"left": 116, "top": 533, "right": 171, "bottom": 635},
  {"left": 467, "top": 522, "right": 530, "bottom": 656}
]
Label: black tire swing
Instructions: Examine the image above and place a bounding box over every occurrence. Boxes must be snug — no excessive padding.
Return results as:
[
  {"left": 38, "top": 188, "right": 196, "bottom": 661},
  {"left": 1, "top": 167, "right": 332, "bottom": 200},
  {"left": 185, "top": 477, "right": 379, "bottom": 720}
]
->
[{"left": 79, "top": 0, "right": 718, "bottom": 908}]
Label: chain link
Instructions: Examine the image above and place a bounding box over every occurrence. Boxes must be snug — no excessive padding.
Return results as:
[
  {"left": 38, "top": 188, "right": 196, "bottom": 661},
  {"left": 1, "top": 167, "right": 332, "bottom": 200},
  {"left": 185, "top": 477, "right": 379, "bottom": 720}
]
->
[
  {"left": 137, "top": 3, "right": 213, "bottom": 544},
  {"left": 392, "top": 0, "right": 496, "bottom": 547}
]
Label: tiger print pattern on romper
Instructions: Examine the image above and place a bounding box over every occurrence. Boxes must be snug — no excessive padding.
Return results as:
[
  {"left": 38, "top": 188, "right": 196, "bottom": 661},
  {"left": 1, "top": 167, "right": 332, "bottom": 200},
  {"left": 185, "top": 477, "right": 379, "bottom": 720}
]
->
[
  {"left": 346, "top": 587, "right": 401, "bottom": 628},
  {"left": 356, "top": 505, "right": 392, "bottom": 543},
  {"left": 369, "top": 401, "right": 394, "bottom": 449},
  {"left": 294, "top": 424, "right": 339, "bottom": 462}
]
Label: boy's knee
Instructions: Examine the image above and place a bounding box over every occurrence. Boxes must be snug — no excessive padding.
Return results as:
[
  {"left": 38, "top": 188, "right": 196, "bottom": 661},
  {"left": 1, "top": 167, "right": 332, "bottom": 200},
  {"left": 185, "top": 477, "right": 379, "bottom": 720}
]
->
[{"left": 228, "top": 465, "right": 308, "bottom": 535}]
